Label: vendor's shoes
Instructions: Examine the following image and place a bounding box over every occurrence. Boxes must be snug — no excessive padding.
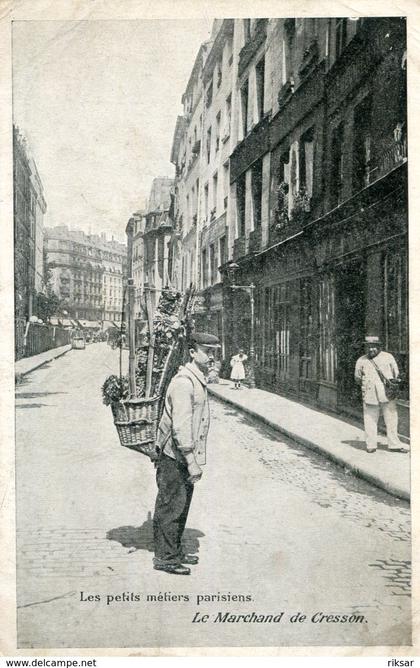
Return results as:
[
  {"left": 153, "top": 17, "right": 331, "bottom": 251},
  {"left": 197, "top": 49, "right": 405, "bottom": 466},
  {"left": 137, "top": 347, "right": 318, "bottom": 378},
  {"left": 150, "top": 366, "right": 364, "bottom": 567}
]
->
[
  {"left": 181, "top": 554, "right": 199, "bottom": 565},
  {"left": 154, "top": 563, "right": 191, "bottom": 575}
]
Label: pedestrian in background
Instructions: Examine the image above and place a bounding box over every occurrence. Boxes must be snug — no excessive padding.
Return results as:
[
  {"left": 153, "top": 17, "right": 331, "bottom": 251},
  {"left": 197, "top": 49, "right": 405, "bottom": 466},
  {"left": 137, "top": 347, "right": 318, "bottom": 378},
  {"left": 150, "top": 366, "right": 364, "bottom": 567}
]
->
[
  {"left": 230, "top": 349, "right": 248, "bottom": 389},
  {"left": 354, "top": 334, "right": 408, "bottom": 454},
  {"left": 152, "top": 332, "right": 221, "bottom": 575}
]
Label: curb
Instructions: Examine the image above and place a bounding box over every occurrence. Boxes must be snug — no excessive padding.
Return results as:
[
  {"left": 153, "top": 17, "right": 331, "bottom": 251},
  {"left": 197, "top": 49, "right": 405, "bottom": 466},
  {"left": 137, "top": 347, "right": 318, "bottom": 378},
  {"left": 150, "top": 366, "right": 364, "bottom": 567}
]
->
[
  {"left": 15, "top": 345, "right": 72, "bottom": 378},
  {"left": 208, "top": 387, "right": 410, "bottom": 502}
]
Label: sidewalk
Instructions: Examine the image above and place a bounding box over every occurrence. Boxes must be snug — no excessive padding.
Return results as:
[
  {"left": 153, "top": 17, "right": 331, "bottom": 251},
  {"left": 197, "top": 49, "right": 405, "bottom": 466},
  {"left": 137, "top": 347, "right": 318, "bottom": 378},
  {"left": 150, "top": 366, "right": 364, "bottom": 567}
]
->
[
  {"left": 208, "top": 380, "right": 410, "bottom": 501},
  {"left": 15, "top": 344, "right": 72, "bottom": 377}
]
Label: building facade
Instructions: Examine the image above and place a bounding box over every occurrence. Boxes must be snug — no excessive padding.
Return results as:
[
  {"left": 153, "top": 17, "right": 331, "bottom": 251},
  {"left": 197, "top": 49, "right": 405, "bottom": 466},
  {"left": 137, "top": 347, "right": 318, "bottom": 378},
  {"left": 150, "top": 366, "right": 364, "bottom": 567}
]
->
[
  {"left": 44, "top": 226, "right": 127, "bottom": 325},
  {"left": 169, "top": 42, "right": 210, "bottom": 296},
  {"left": 13, "top": 127, "right": 47, "bottom": 357},
  {"left": 225, "top": 17, "right": 408, "bottom": 433},
  {"left": 168, "top": 17, "right": 408, "bottom": 434},
  {"left": 129, "top": 211, "right": 146, "bottom": 320},
  {"left": 141, "top": 177, "right": 175, "bottom": 312}
]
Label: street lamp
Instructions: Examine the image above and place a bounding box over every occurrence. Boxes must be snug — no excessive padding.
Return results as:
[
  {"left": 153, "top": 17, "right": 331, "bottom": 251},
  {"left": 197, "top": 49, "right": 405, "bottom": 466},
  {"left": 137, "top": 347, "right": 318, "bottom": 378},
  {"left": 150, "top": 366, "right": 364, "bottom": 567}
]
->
[{"left": 226, "top": 261, "right": 256, "bottom": 389}]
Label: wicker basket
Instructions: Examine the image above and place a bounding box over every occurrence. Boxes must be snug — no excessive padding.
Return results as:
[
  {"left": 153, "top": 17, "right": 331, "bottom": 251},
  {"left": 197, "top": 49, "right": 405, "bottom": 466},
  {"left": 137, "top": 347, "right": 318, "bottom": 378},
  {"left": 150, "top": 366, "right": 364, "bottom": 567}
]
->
[{"left": 111, "top": 395, "right": 161, "bottom": 460}]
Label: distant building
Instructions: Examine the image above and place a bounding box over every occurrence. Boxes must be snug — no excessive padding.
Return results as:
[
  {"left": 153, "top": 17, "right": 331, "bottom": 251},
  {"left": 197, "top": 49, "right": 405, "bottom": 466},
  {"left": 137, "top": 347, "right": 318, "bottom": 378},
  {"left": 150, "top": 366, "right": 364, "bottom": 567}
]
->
[
  {"left": 142, "top": 177, "right": 175, "bottom": 311},
  {"left": 44, "top": 226, "right": 126, "bottom": 326},
  {"left": 13, "top": 127, "right": 47, "bottom": 357},
  {"left": 126, "top": 210, "right": 146, "bottom": 320}
]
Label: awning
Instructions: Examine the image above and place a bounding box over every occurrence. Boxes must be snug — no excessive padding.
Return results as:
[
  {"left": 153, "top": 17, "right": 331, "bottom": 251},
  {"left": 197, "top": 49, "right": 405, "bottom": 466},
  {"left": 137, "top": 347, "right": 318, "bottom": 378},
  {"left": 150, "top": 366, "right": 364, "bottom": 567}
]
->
[
  {"left": 77, "top": 320, "right": 101, "bottom": 329},
  {"left": 102, "top": 321, "right": 117, "bottom": 330}
]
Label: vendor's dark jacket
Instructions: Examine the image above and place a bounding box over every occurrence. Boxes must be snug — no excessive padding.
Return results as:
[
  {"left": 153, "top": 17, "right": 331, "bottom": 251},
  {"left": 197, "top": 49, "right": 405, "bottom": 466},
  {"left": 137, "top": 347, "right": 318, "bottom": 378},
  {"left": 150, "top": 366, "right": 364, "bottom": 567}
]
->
[{"left": 156, "top": 362, "right": 210, "bottom": 466}]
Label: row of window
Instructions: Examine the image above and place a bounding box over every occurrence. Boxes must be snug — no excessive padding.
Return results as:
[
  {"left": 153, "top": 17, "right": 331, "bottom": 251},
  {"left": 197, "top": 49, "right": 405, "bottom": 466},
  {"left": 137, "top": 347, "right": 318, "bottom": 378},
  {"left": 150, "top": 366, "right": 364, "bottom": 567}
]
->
[
  {"left": 200, "top": 235, "right": 227, "bottom": 289},
  {"left": 205, "top": 94, "right": 232, "bottom": 163}
]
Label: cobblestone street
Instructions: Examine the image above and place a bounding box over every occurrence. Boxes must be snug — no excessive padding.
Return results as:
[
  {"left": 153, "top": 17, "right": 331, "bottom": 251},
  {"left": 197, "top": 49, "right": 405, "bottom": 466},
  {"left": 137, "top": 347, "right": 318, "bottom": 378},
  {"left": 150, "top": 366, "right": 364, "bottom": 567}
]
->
[{"left": 15, "top": 344, "right": 411, "bottom": 648}]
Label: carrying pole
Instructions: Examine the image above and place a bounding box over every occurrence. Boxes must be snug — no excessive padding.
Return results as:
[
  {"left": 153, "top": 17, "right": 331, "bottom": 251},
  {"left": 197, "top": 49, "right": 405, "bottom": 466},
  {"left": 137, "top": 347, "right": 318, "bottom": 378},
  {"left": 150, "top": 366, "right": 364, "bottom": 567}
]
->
[
  {"left": 126, "top": 220, "right": 136, "bottom": 397},
  {"left": 145, "top": 288, "right": 155, "bottom": 398}
]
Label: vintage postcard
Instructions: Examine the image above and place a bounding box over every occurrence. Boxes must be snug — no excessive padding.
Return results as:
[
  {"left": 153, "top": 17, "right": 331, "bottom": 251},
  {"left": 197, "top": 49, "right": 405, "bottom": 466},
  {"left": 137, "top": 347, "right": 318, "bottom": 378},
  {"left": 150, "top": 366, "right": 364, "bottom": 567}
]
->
[{"left": 1, "top": 0, "right": 420, "bottom": 658}]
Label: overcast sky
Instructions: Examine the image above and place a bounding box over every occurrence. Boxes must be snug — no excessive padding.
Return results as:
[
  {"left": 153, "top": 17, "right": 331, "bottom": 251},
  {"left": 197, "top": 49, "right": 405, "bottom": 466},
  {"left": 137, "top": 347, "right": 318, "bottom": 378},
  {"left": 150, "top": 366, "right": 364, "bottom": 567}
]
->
[{"left": 12, "top": 19, "right": 212, "bottom": 242}]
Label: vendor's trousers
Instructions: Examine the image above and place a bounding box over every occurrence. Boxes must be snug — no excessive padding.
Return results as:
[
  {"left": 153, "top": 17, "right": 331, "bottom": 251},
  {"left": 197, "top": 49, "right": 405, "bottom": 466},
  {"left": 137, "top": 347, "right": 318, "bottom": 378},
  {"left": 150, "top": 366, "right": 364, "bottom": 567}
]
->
[
  {"left": 153, "top": 453, "right": 194, "bottom": 566},
  {"left": 363, "top": 400, "right": 402, "bottom": 451}
]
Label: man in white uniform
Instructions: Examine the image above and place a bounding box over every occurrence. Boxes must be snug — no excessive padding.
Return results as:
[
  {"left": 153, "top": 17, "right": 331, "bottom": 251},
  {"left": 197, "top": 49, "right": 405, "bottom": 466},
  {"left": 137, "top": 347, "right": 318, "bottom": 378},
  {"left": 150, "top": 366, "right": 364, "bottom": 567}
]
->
[{"left": 354, "top": 334, "right": 408, "bottom": 453}]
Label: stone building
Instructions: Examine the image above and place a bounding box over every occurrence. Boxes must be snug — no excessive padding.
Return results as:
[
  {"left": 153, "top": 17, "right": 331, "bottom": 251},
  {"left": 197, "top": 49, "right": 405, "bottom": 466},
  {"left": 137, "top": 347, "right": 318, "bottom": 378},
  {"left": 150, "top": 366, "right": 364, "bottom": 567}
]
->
[
  {"left": 169, "top": 17, "right": 408, "bottom": 435},
  {"left": 13, "top": 127, "right": 47, "bottom": 357},
  {"left": 44, "top": 226, "right": 126, "bottom": 326},
  {"left": 169, "top": 41, "right": 211, "bottom": 295},
  {"left": 142, "top": 177, "right": 175, "bottom": 312},
  {"left": 224, "top": 17, "right": 408, "bottom": 434},
  {"left": 129, "top": 211, "right": 146, "bottom": 320},
  {"left": 195, "top": 20, "right": 235, "bottom": 351}
]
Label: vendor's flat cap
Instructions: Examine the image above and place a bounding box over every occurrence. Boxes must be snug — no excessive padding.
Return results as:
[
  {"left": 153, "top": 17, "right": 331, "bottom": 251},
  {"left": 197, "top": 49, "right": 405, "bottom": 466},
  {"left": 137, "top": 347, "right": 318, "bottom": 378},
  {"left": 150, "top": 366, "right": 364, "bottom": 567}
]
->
[{"left": 190, "top": 332, "right": 221, "bottom": 348}]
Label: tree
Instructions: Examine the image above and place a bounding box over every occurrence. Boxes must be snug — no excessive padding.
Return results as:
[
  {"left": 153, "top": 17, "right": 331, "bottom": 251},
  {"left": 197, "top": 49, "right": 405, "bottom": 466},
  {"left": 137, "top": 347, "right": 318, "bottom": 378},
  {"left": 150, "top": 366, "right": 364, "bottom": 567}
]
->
[{"left": 37, "top": 290, "right": 61, "bottom": 322}]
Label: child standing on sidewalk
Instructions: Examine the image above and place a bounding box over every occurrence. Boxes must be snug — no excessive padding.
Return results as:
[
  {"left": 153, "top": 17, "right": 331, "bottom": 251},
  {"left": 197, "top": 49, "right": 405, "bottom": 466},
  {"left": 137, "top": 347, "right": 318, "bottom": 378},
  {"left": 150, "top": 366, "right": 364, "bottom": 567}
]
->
[{"left": 230, "top": 349, "right": 248, "bottom": 389}]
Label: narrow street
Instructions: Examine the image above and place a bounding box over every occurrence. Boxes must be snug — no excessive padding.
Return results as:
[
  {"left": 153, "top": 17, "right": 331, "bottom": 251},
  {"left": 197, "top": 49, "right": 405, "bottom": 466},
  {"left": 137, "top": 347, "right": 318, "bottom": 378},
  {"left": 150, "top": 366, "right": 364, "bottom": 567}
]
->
[{"left": 15, "top": 344, "right": 411, "bottom": 649}]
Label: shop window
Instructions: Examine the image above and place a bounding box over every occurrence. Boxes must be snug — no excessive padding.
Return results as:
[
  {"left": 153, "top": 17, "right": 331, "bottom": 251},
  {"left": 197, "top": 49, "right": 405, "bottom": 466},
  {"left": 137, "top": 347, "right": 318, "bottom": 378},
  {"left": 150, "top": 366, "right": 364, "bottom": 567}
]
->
[
  {"left": 318, "top": 274, "right": 336, "bottom": 384},
  {"left": 251, "top": 158, "right": 263, "bottom": 228},
  {"left": 353, "top": 95, "right": 372, "bottom": 192},
  {"left": 384, "top": 247, "right": 408, "bottom": 396},
  {"left": 256, "top": 56, "right": 265, "bottom": 122},
  {"left": 300, "top": 277, "right": 313, "bottom": 383},
  {"left": 276, "top": 284, "right": 290, "bottom": 380},
  {"left": 261, "top": 284, "right": 290, "bottom": 380}
]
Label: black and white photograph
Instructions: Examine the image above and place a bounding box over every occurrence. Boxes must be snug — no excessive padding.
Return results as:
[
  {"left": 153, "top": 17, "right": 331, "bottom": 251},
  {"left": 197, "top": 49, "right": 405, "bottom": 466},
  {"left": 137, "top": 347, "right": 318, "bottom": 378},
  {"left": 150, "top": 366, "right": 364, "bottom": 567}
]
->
[{"left": 8, "top": 8, "right": 412, "bottom": 652}]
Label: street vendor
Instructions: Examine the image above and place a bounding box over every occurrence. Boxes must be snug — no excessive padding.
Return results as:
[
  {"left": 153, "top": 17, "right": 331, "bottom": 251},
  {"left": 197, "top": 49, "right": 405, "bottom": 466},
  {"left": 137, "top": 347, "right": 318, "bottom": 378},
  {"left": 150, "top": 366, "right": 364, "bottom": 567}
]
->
[{"left": 153, "top": 331, "right": 221, "bottom": 575}]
